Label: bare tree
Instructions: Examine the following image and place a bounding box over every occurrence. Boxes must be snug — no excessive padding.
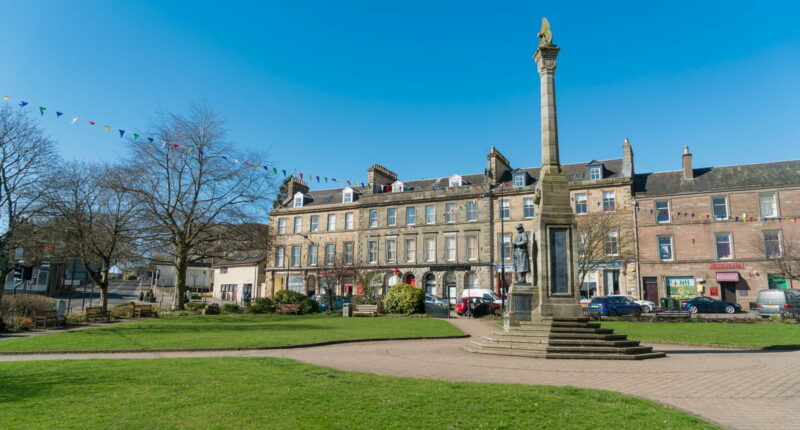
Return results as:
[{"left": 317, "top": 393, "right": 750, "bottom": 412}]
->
[
  {"left": 575, "top": 212, "right": 635, "bottom": 291},
  {"left": 0, "top": 105, "right": 59, "bottom": 301},
  {"left": 754, "top": 230, "right": 800, "bottom": 281},
  {"left": 42, "top": 162, "right": 144, "bottom": 311},
  {"left": 124, "top": 103, "right": 275, "bottom": 310}
]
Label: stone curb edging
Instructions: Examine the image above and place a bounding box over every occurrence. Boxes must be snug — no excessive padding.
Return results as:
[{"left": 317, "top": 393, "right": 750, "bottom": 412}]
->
[
  {"left": 641, "top": 340, "right": 800, "bottom": 351},
  {"left": 0, "top": 334, "right": 470, "bottom": 355}
]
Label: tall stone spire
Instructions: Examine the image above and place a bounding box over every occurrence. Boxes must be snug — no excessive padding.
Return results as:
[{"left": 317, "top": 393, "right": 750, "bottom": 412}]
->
[{"left": 533, "top": 18, "right": 561, "bottom": 174}]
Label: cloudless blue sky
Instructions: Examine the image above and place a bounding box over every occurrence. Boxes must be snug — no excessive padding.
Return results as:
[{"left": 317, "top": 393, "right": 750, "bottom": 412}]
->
[{"left": 2, "top": 1, "right": 799, "bottom": 189}]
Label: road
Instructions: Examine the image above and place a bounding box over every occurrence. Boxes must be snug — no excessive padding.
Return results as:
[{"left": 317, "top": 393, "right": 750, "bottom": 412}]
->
[{"left": 63, "top": 279, "right": 145, "bottom": 312}]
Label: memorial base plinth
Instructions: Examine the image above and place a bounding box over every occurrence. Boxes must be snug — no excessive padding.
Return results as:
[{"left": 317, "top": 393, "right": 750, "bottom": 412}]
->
[{"left": 465, "top": 317, "right": 666, "bottom": 360}]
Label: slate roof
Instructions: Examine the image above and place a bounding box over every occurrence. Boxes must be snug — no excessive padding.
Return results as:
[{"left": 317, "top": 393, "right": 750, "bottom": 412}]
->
[
  {"left": 287, "top": 158, "right": 625, "bottom": 208},
  {"left": 634, "top": 160, "right": 800, "bottom": 196}
]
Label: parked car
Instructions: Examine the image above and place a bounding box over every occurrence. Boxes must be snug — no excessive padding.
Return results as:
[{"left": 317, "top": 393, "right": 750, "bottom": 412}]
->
[
  {"left": 311, "top": 295, "right": 351, "bottom": 311},
  {"left": 755, "top": 289, "right": 800, "bottom": 317},
  {"left": 461, "top": 289, "right": 502, "bottom": 306},
  {"left": 607, "top": 295, "right": 657, "bottom": 313},
  {"left": 585, "top": 296, "right": 643, "bottom": 317},
  {"left": 455, "top": 297, "right": 500, "bottom": 317},
  {"left": 682, "top": 297, "right": 741, "bottom": 314},
  {"left": 425, "top": 295, "right": 449, "bottom": 307}
]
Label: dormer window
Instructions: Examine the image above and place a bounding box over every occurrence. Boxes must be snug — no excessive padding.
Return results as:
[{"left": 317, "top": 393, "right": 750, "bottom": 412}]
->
[
  {"left": 293, "top": 192, "right": 304, "bottom": 208},
  {"left": 342, "top": 187, "right": 353, "bottom": 203},
  {"left": 589, "top": 166, "right": 602, "bottom": 180},
  {"left": 514, "top": 174, "right": 525, "bottom": 188},
  {"left": 391, "top": 181, "right": 404, "bottom": 192},
  {"left": 449, "top": 174, "right": 462, "bottom": 187}
]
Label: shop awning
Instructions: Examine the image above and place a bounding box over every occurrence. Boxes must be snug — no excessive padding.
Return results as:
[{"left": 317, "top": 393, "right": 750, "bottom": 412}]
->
[{"left": 716, "top": 272, "right": 740, "bottom": 282}]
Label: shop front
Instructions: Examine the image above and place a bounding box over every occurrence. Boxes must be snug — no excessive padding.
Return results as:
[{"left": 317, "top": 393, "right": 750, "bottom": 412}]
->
[
  {"left": 715, "top": 272, "right": 740, "bottom": 304},
  {"left": 666, "top": 276, "right": 696, "bottom": 299}
]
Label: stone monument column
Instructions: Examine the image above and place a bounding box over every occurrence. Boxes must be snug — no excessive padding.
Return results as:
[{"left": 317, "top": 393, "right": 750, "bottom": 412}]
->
[{"left": 531, "top": 18, "right": 582, "bottom": 320}]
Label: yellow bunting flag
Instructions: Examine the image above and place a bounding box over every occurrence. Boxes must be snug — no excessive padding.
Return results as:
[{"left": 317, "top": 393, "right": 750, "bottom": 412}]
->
[
  {"left": 2, "top": 96, "right": 9, "bottom": 100},
  {"left": 103, "top": 125, "right": 111, "bottom": 132}
]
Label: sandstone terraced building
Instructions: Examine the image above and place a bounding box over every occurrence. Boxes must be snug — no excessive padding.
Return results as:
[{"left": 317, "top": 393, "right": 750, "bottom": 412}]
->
[{"left": 264, "top": 143, "right": 637, "bottom": 303}]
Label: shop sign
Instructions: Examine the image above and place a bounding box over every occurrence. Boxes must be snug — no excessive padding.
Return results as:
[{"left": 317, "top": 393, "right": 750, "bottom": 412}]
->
[
  {"left": 710, "top": 286, "right": 719, "bottom": 296},
  {"left": 709, "top": 262, "right": 744, "bottom": 270},
  {"left": 666, "top": 276, "right": 695, "bottom": 298}
]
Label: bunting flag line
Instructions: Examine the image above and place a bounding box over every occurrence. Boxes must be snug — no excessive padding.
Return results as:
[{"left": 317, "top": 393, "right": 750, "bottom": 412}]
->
[
  {"left": 103, "top": 125, "right": 111, "bottom": 132},
  {"left": 39, "top": 107, "right": 46, "bottom": 116}
]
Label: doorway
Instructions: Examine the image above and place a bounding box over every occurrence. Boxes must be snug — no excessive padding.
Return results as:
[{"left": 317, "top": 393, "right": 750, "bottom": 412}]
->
[
  {"left": 424, "top": 273, "right": 436, "bottom": 296},
  {"left": 604, "top": 270, "right": 620, "bottom": 295},
  {"left": 643, "top": 277, "right": 658, "bottom": 302},
  {"left": 720, "top": 282, "right": 737, "bottom": 304}
]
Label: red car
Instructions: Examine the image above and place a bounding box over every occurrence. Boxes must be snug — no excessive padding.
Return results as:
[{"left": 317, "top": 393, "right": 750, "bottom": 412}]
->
[{"left": 455, "top": 297, "right": 500, "bottom": 316}]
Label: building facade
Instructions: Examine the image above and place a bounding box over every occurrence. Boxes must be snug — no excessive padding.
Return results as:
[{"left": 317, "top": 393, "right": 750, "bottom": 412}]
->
[
  {"left": 634, "top": 146, "right": 800, "bottom": 306},
  {"left": 265, "top": 143, "right": 637, "bottom": 302},
  {"left": 211, "top": 256, "right": 267, "bottom": 303}
]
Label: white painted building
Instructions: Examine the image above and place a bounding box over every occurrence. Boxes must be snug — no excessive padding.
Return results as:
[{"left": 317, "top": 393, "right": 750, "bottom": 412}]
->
[{"left": 211, "top": 256, "right": 266, "bottom": 303}]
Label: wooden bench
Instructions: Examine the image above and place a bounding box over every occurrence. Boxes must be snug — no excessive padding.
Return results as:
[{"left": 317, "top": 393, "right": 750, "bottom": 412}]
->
[
  {"left": 653, "top": 309, "right": 691, "bottom": 320},
  {"left": 33, "top": 310, "right": 65, "bottom": 329},
  {"left": 202, "top": 304, "right": 220, "bottom": 315},
  {"left": 276, "top": 304, "right": 301, "bottom": 315},
  {"left": 85, "top": 306, "right": 110, "bottom": 323},
  {"left": 133, "top": 304, "right": 158, "bottom": 318},
  {"left": 353, "top": 304, "right": 378, "bottom": 317}
]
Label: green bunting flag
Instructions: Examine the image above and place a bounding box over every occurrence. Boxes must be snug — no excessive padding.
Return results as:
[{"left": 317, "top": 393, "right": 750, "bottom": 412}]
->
[
  {"left": 133, "top": 133, "right": 140, "bottom": 141},
  {"left": 39, "top": 107, "right": 46, "bottom": 116}
]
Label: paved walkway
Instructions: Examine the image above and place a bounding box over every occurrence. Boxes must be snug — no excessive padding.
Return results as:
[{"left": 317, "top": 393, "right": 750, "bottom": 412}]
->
[{"left": 2, "top": 318, "right": 798, "bottom": 430}]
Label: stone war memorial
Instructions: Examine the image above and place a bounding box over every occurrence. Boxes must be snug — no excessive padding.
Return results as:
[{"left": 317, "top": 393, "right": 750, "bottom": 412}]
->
[{"left": 465, "top": 19, "right": 665, "bottom": 360}]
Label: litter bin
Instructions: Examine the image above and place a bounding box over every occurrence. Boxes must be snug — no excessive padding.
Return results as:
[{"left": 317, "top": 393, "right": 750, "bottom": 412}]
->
[
  {"left": 660, "top": 298, "right": 678, "bottom": 310},
  {"left": 342, "top": 303, "right": 352, "bottom": 317}
]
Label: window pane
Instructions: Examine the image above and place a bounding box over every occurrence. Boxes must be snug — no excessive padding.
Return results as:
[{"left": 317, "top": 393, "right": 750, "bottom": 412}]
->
[
  {"left": 387, "top": 239, "right": 396, "bottom": 262},
  {"left": 445, "top": 203, "right": 455, "bottom": 223},
  {"left": 293, "top": 217, "right": 302, "bottom": 233},
  {"left": 405, "top": 239, "right": 415, "bottom": 262},
  {"left": 712, "top": 197, "right": 728, "bottom": 220},
  {"left": 387, "top": 208, "right": 396, "bottom": 226},
  {"left": 345, "top": 212, "right": 354, "bottom": 230},
  {"left": 655, "top": 201, "right": 670, "bottom": 223},
  {"left": 715, "top": 233, "right": 731, "bottom": 259},
  {"left": 658, "top": 236, "right": 672, "bottom": 260},
  {"left": 602, "top": 191, "right": 615, "bottom": 212},
  {"left": 764, "top": 231, "right": 781, "bottom": 257},
  {"left": 344, "top": 242, "right": 353, "bottom": 264},
  {"left": 425, "top": 205, "right": 435, "bottom": 224},
  {"left": 369, "top": 210, "right": 378, "bottom": 228},
  {"left": 760, "top": 194, "right": 776, "bottom": 218},
  {"left": 500, "top": 200, "right": 510, "bottom": 220},
  {"left": 575, "top": 193, "right": 587, "bottom": 214},
  {"left": 310, "top": 216, "right": 318, "bottom": 232},
  {"left": 406, "top": 207, "right": 416, "bottom": 225},
  {"left": 368, "top": 241, "right": 377, "bottom": 263},
  {"left": 523, "top": 198, "right": 535, "bottom": 218},
  {"left": 327, "top": 214, "right": 336, "bottom": 231},
  {"left": 309, "top": 245, "right": 317, "bottom": 265},
  {"left": 445, "top": 236, "right": 456, "bottom": 261},
  {"left": 466, "top": 202, "right": 477, "bottom": 221}
]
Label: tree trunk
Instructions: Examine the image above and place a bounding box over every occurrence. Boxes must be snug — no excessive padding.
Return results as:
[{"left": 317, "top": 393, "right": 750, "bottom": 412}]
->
[
  {"left": 99, "top": 264, "right": 110, "bottom": 312},
  {"left": 173, "top": 253, "right": 188, "bottom": 311}
]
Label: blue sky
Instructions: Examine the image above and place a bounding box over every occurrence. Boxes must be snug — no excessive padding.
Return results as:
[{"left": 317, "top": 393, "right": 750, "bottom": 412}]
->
[{"left": 2, "top": 1, "right": 799, "bottom": 189}]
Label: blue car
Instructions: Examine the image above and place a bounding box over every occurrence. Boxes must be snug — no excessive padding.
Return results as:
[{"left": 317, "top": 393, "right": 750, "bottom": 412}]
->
[
  {"left": 682, "top": 297, "right": 741, "bottom": 314},
  {"left": 586, "top": 296, "right": 643, "bottom": 317}
]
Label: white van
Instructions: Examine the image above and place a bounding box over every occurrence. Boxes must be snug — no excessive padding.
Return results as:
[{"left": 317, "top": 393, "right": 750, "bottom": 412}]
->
[{"left": 462, "top": 289, "right": 502, "bottom": 306}]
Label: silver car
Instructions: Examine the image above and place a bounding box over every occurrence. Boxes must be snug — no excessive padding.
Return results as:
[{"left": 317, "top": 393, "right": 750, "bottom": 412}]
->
[{"left": 755, "top": 289, "right": 800, "bottom": 317}]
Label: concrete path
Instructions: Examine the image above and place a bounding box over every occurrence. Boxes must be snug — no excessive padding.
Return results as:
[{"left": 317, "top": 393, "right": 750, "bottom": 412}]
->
[{"left": 2, "top": 318, "right": 798, "bottom": 430}]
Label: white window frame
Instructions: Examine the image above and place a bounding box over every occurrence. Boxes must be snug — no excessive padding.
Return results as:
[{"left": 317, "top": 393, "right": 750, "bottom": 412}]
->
[
  {"left": 764, "top": 230, "right": 782, "bottom": 258},
  {"left": 657, "top": 235, "right": 673, "bottom": 261},
  {"left": 712, "top": 196, "right": 728, "bottom": 221},
  {"left": 275, "top": 246, "right": 285, "bottom": 267},
  {"left": 655, "top": 201, "right": 670, "bottom": 223},
  {"left": 291, "top": 245, "right": 301, "bottom": 267},
  {"left": 327, "top": 214, "right": 336, "bottom": 231},
  {"left": 293, "top": 192, "right": 304, "bottom": 208},
  {"left": 589, "top": 166, "right": 602, "bottom": 180},
  {"left": 604, "top": 230, "right": 619, "bottom": 256},
  {"left": 445, "top": 203, "right": 455, "bottom": 223},
  {"left": 308, "top": 244, "right": 318, "bottom": 266},
  {"left": 342, "top": 187, "right": 353, "bottom": 203},
  {"left": 499, "top": 199, "right": 510, "bottom": 220},
  {"left": 386, "top": 238, "right": 397, "bottom": 263},
  {"left": 425, "top": 205, "right": 435, "bottom": 224},
  {"left": 387, "top": 208, "right": 397, "bottom": 226},
  {"left": 293, "top": 216, "right": 302, "bottom": 234},
  {"left": 424, "top": 237, "right": 436, "bottom": 262},
  {"left": 449, "top": 174, "right": 462, "bottom": 187},
  {"left": 405, "top": 238, "right": 416, "bottom": 263},
  {"left": 466, "top": 235, "right": 478, "bottom": 261},
  {"left": 514, "top": 174, "right": 525, "bottom": 188},
  {"left": 325, "top": 243, "right": 335, "bottom": 266},
  {"left": 369, "top": 209, "right": 378, "bottom": 228},
  {"left": 523, "top": 198, "right": 535, "bottom": 218},
  {"left": 602, "top": 191, "right": 616, "bottom": 212},
  {"left": 344, "top": 242, "right": 354, "bottom": 265},
  {"left": 278, "top": 218, "right": 287, "bottom": 234},
  {"left": 310, "top": 215, "right": 319, "bottom": 232},
  {"left": 759, "top": 193, "right": 778, "bottom": 219},
  {"left": 406, "top": 207, "right": 416, "bottom": 225},
  {"left": 368, "top": 240, "right": 378, "bottom": 263},
  {"left": 444, "top": 234, "right": 456, "bottom": 262},
  {"left": 500, "top": 234, "right": 511, "bottom": 261},
  {"left": 466, "top": 201, "right": 477, "bottom": 221},
  {"left": 715, "top": 232, "right": 733, "bottom": 260},
  {"left": 345, "top": 212, "right": 354, "bottom": 230},
  {"left": 575, "top": 193, "right": 587, "bottom": 215}
]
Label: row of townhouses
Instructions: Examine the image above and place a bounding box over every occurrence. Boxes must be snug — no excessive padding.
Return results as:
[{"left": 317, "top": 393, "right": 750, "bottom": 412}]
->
[{"left": 211, "top": 141, "right": 799, "bottom": 307}]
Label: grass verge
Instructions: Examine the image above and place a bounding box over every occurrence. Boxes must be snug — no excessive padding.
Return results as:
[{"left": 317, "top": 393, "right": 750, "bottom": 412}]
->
[
  {"left": 601, "top": 321, "right": 800, "bottom": 349},
  {"left": 0, "top": 357, "right": 715, "bottom": 429},
  {"left": 0, "top": 314, "right": 463, "bottom": 352}
]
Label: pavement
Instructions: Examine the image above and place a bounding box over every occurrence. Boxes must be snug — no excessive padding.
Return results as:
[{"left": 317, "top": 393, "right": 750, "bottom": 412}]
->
[{"left": 1, "top": 318, "right": 798, "bottom": 430}]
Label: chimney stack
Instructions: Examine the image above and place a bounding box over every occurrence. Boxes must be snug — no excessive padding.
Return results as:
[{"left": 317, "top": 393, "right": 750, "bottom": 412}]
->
[
  {"left": 366, "top": 164, "right": 397, "bottom": 194},
  {"left": 486, "top": 146, "right": 511, "bottom": 184},
  {"left": 622, "top": 138, "right": 634, "bottom": 177},
  {"left": 682, "top": 146, "right": 694, "bottom": 180},
  {"left": 286, "top": 177, "right": 309, "bottom": 203}
]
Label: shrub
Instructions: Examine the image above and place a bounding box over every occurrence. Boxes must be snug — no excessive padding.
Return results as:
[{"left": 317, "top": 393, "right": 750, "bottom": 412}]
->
[
  {"left": 273, "top": 290, "right": 319, "bottom": 314},
  {"left": 383, "top": 283, "right": 424, "bottom": 315},
  {"left": 185, "top": 302, "right": 207, "bottom": 312},
  {"left": 1, "top": 294, "right": 56, "bottom": 319},
  {"left": 245, "top": 297, "right": 275, "bottom": 314},
  {"left": 110, "top": 302, "right": 135, "bottom": 319},
  {"left": 222, "top": 304, "right": 241, "bottom": 313}
]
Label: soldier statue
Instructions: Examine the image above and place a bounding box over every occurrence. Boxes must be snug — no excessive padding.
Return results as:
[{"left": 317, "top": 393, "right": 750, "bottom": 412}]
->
[{"left": 512, "top": 224, "right": 531, "bottom": 283}]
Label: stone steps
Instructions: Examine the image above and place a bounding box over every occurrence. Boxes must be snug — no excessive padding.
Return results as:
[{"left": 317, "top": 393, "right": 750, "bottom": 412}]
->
[
  {"left": 545, "top": 345, "right": 653, "bottom": 355},
  {"left": 544, "top": 351, "right": 667, "bottom": 360}
]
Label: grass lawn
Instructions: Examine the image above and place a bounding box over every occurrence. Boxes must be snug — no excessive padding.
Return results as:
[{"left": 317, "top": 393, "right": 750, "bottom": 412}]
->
[
  {"left": 0, "top": 357, "right": 714, "bottom": 430},
  {"left": 0, "top": 314, "right": 463, "bottom": 352},
  {"left": 601, "top": 321, "right": 800, "bottom": 349}
]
